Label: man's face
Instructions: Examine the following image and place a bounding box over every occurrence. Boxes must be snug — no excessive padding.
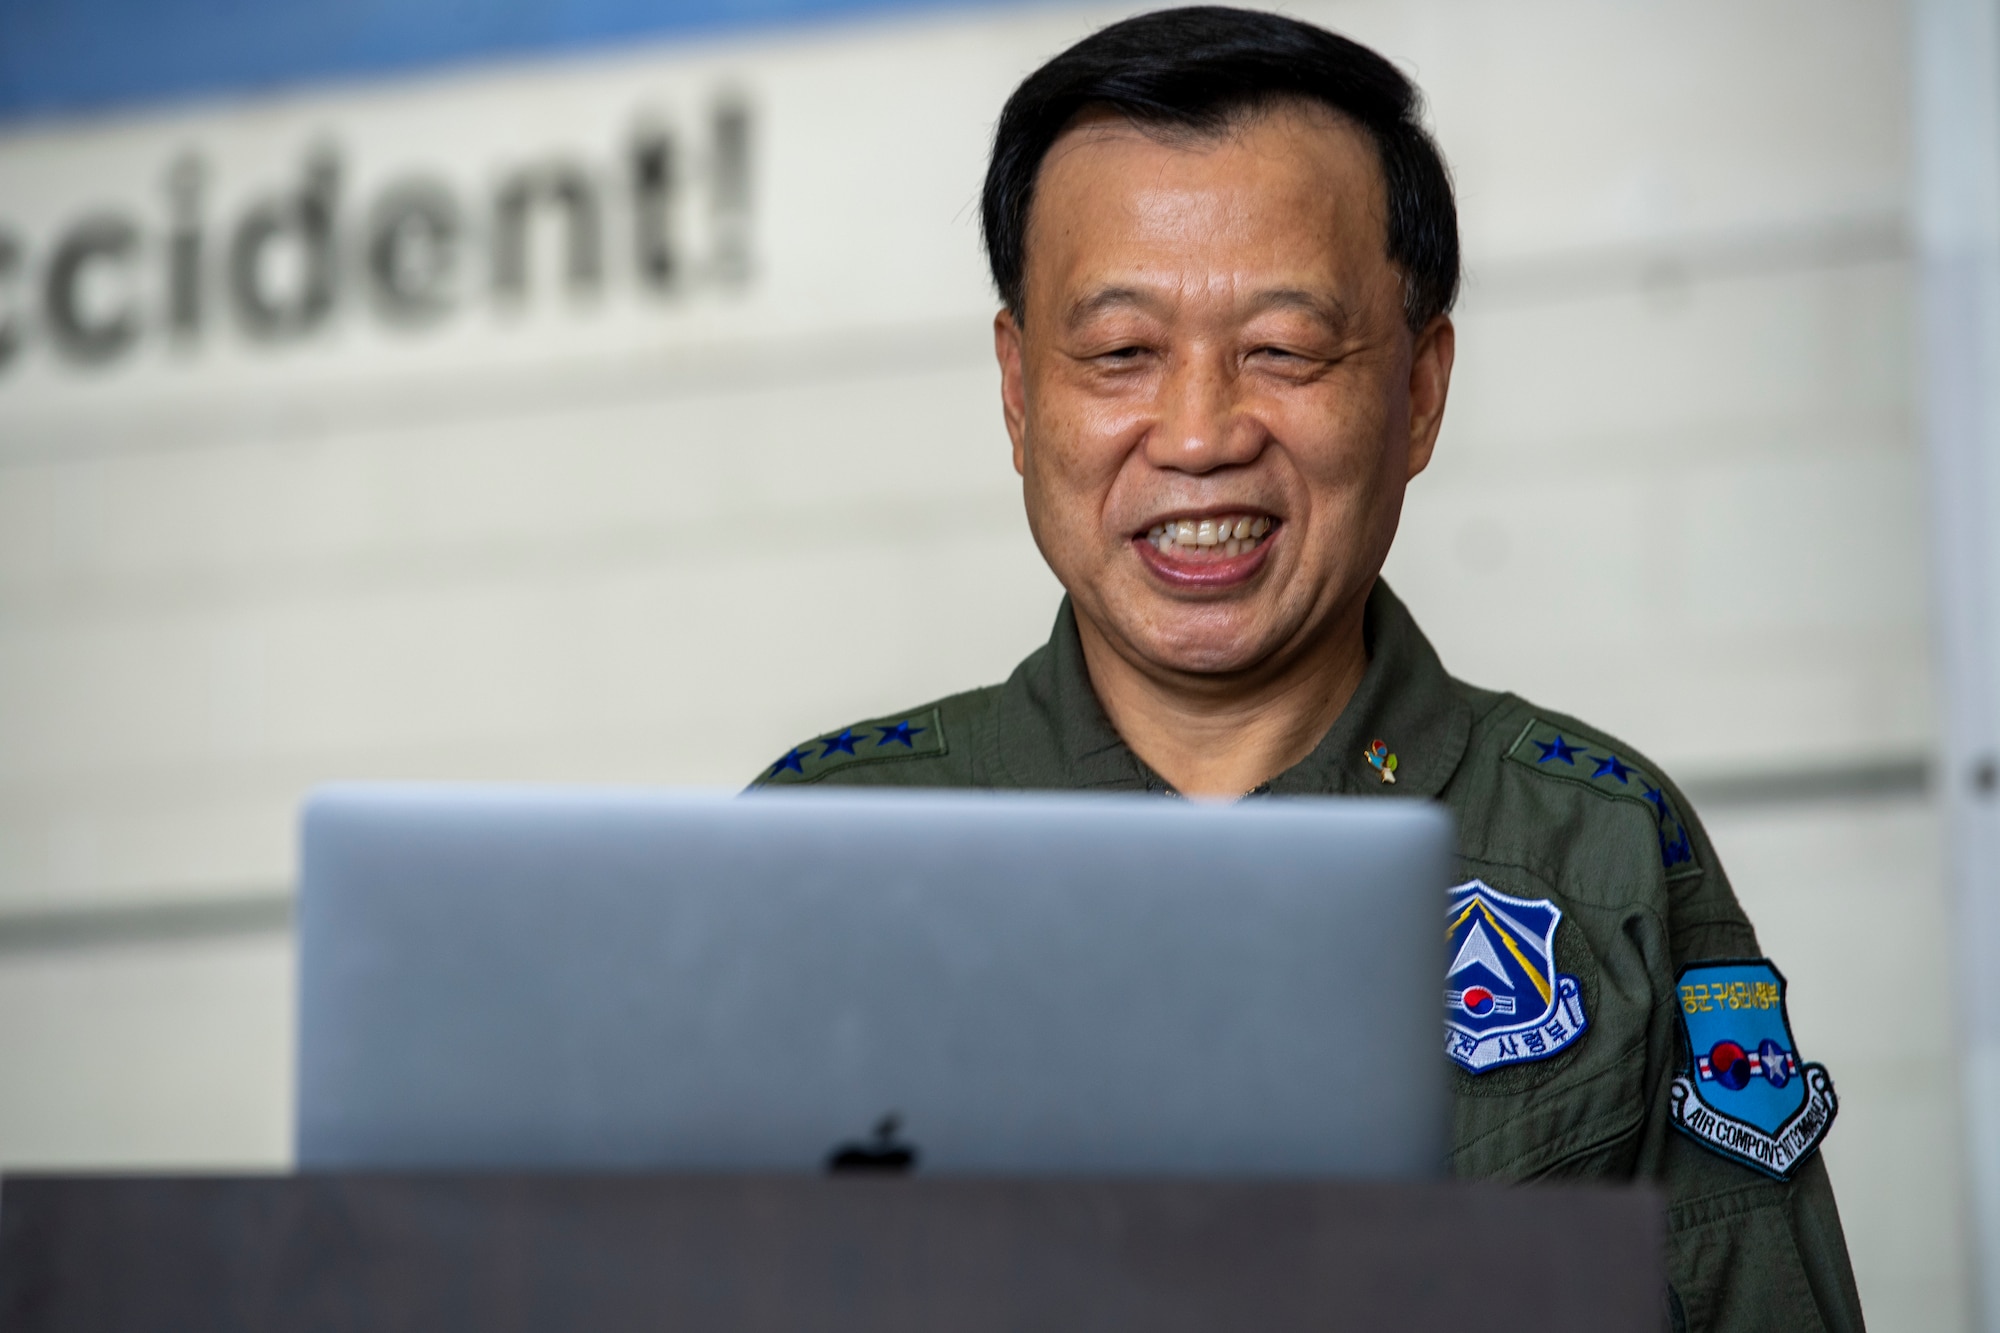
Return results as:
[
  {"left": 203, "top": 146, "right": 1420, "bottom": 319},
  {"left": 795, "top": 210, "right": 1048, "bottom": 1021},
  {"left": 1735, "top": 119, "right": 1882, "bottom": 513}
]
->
[{"left": 997, "top": 101, "right": 1453, "bottom": 681}]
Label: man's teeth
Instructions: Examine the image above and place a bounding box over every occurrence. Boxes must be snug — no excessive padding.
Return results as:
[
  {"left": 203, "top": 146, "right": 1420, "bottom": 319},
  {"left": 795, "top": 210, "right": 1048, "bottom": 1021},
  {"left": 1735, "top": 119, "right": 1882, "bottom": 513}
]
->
[{"left": 1146, "top": 515, "right": 1273, "bottom": 557}]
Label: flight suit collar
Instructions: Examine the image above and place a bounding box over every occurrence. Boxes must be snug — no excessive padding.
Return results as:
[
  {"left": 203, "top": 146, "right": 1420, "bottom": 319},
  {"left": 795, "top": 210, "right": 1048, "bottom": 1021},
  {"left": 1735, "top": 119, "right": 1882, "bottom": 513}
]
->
[
  {"left": 1263, "top": 579, "right": 1471, "bottom": 799},
  {"left": 995, "top": 598, "right": 1157, "bottom": 790},
  {"left": 994, "top": 579, "right": 1471, "bottom": 799}
]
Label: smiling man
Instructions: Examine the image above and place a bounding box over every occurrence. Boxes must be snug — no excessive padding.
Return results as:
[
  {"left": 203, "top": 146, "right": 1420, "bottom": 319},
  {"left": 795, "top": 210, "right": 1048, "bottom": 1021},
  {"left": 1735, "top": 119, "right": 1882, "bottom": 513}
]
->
[{"left": 753, "top": 9, "right": 1861, "bottom": 1329}]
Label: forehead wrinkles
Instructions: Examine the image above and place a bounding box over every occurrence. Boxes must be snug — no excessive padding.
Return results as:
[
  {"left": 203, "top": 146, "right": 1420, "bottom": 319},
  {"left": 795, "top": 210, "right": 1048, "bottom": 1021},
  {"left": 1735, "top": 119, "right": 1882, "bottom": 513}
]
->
[
  {"left": 1061, "top": 278, "right": 1353, "bottom": 333},
  {"left": 1021, "top": 105, "right": 1388, "bottom": 323}
]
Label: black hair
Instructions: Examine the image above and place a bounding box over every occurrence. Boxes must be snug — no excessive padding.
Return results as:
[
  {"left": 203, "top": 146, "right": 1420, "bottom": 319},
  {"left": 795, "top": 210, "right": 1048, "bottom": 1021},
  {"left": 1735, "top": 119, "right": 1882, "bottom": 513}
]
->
[{"left": 981, "top": 6, "right": 1459, "bottom": 330}]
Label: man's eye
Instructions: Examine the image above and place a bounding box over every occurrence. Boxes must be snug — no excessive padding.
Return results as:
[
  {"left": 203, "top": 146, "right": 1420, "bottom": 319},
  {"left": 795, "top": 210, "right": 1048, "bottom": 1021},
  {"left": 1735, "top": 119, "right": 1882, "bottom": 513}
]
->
[
  {"left": 1100, "top": 346, "right": 1147, "bottom": 361},
  {"left": 1251, "top": 346, "right": 1328, "bottom": 375}
]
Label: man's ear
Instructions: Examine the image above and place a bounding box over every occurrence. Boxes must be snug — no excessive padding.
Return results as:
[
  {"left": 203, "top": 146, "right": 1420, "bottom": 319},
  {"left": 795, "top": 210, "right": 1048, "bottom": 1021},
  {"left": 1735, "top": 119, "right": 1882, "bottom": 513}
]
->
[
  {"left": 1405, "top": 313, "right": 1455, "bottom": 481},
  {"left": 994, "top": 308, "right": 1028, "bottom": 477}
]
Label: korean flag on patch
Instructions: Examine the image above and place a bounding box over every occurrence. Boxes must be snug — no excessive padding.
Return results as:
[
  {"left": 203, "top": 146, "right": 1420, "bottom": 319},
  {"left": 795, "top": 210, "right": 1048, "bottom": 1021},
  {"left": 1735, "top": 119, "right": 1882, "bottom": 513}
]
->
[
  {"left": 1668, "top": 959, "right": 1837, "bottom": 1179},
  {"left": 1444, "top": 880, "right": 1589, "bottom": 1074}
]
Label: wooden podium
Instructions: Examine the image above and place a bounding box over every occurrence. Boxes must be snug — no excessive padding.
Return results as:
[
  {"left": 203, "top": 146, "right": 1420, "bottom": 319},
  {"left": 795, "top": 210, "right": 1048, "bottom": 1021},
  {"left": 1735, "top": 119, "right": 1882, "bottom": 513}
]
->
[{"left": 0, "top": 1174, "right": 1663, "bottom": 1331}]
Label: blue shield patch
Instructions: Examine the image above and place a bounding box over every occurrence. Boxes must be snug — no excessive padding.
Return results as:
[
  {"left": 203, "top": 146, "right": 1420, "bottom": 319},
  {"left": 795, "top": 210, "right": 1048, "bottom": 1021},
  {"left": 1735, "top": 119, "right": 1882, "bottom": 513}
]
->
[
  {"left": 1444, "top": 880, "right": 1589, "bottom": 1074},
  {"left": 1669, "top": 959, "right": 1837, "bottom": 1179}
]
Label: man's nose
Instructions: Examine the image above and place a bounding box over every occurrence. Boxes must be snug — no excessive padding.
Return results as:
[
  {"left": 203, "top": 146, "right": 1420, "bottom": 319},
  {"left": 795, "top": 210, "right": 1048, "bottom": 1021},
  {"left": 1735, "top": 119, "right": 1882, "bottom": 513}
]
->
[{"left": 1143, "top": 354, "right": 1262, "bottom": 473}]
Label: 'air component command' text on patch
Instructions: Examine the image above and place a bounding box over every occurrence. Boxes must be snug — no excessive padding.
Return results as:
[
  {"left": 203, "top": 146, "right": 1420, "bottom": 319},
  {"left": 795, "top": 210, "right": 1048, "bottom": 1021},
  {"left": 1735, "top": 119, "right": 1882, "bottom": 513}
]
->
[
  {"left": 1444, "top": 879, "right": 1589, "bottom": 1075},
  {"left": 1668, "top": 958, "right": 1837, "bottom": 1179}
]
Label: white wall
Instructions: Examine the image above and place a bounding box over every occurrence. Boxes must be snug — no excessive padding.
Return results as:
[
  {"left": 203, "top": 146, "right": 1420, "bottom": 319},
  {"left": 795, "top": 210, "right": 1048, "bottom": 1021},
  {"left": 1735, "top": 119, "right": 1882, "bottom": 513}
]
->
[{"left": 0, "top": 1, "right": 1957, "bottom": 1326}]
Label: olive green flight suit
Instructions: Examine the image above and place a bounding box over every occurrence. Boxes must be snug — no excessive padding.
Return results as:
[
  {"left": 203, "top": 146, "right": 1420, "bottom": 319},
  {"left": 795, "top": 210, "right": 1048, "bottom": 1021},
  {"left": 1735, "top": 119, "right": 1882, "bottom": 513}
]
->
[{"left": 752, "top": 580, "right": 1865, "bottom": 1332}]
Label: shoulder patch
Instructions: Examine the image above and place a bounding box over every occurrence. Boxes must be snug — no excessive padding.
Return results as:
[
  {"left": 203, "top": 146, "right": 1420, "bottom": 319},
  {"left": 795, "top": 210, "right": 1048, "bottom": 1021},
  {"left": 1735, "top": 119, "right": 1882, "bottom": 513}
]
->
[
  {"left": 761, "top": 707, "right": 948, "bottom": 784},
  {"left": 1668, "top": 958, "right": 1837, "bottom": 1179},
  {"left": 1444, "top": 879, "right": 1589, "bottom": 1074},
  {"left": 1504, "top": 717, "right": 1701, "bottom": 878}
]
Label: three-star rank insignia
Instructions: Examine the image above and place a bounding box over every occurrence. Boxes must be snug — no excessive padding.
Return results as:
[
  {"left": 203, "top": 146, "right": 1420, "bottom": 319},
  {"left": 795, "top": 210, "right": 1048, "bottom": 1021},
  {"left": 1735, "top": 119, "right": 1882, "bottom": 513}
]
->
[
  {"left": 1504, "top": 718, "right": 1700, "bottom": 877},
  {"left": 1669, "top": 959, "right": 1837, "bottom": 1179},
  {"left": 762, "top": 708, "right": 948, "bottom": 784},
  {"left": 1444, "top": 880, "right": 1589, "bottom": 1074}
]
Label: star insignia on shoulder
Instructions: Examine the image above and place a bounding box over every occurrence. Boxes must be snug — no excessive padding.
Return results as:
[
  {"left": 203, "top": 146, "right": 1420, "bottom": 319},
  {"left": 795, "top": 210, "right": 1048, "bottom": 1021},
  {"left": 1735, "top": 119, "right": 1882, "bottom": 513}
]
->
[
  {"left": 1592, "top": 753, "right": 1633, "bottom": 783},
  {"left": 757, "top": 708, "right": 948, "bottom": 785},
  {"left": 1533, "top": 733, "right": 1585, "bottom": 766},
  {"left": 875, "top": 720, "right": 926, "bottom": 748},
  {"left": 1506, "top": 718, "right": 1703, "bottom": 878}
]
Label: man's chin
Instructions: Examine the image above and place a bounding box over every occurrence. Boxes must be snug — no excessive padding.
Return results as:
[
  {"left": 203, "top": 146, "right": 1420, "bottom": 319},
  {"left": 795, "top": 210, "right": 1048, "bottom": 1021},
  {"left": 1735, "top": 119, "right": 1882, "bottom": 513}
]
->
[
  {"left": 1120, "top": 617, "right": 1285, "bottom": 679},
  {"left": 1069, "top": 579, "right": 1297, "bottom": 678}
]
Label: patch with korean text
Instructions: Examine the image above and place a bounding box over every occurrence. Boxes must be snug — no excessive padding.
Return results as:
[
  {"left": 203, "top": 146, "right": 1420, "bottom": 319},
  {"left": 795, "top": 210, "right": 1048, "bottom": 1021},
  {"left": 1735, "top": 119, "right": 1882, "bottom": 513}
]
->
[
  {"left": 1444, "top": 879, "right": 1589, "bottom": 1074},
  {"left": 1669, "top": 959, "right": 1837, "bottom": 1179}
]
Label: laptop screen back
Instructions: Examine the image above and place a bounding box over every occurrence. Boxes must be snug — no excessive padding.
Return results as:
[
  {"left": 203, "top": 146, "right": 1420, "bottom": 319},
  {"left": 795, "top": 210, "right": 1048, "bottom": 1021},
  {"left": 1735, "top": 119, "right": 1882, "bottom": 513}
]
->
[{"left": 296, "top": 785, "right": 1454, "bottom": 1177}]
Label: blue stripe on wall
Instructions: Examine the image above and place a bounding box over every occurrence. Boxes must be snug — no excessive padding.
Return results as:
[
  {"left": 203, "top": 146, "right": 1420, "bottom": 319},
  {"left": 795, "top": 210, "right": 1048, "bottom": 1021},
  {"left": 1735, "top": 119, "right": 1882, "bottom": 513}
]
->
[{"left": 0, "top": 0, "right": 1046, "bottom": 124}]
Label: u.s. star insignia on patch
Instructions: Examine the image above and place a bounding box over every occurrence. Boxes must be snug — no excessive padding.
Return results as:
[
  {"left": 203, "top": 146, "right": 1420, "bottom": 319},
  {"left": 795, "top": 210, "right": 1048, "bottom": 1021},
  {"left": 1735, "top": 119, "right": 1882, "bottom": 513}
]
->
[
  {"left": 1444, "top": 880, "right": 1589, "bottom": 1074},
  {"left": 1669, "top": 959, "right": 1837, "bottom": 1179}
]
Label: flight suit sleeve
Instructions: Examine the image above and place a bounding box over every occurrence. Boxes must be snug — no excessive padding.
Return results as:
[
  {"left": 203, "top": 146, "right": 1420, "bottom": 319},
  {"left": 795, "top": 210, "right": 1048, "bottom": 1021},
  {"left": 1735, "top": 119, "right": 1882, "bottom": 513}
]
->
[{"left": 1656, "top": 791, "right": 1865, "bottom": 1333}]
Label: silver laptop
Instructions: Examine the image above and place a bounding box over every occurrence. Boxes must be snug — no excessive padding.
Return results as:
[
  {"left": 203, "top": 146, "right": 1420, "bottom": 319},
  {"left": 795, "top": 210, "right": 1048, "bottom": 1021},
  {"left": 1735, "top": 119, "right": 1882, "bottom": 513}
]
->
[{"left": 295, "top": 785, "right": 1455, "bottom": 1177}]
